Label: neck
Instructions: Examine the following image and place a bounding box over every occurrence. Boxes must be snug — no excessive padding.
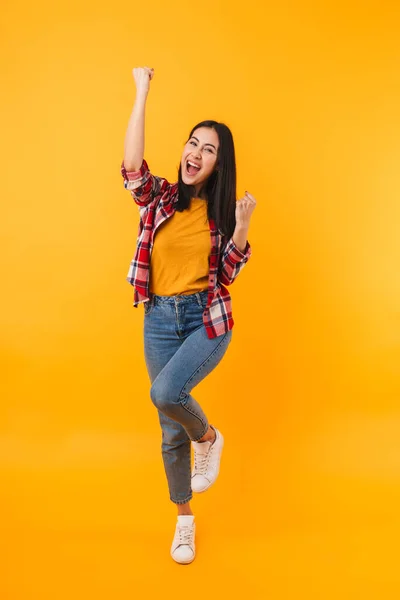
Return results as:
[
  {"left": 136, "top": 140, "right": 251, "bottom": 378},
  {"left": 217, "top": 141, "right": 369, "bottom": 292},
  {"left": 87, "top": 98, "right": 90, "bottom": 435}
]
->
[{"left": 195, "top": 182, "right": 206, "bottom": 196}]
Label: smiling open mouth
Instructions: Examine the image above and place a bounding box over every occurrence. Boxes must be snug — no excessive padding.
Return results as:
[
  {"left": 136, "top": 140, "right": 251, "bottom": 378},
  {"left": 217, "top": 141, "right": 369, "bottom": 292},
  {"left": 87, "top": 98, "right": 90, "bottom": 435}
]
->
[{"left": 186, "top": 161, "right": 201, "bottom": 176}]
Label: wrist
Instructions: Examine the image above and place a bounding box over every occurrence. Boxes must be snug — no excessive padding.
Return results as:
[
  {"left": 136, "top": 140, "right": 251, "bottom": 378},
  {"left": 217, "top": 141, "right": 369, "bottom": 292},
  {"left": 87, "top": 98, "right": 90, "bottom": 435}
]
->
[
  {"left": 232, "top": 226, "right": 249, "bottom": 254},
  {"left": 235, "top": 222, "right": 249, "bottom": 232},
  {"left": 134, "top": 90, "right": 148, "bottom": 104}
]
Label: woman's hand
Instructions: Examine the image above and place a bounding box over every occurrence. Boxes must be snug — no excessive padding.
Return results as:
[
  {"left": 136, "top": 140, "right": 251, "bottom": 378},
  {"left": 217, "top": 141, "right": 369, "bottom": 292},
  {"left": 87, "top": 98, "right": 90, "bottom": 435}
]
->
[
  {"left": 235, "top": 191, "right": 257, "bottom": 227},
  {"left": 132, "top": 66, "right": 154, "bottom": 95}
]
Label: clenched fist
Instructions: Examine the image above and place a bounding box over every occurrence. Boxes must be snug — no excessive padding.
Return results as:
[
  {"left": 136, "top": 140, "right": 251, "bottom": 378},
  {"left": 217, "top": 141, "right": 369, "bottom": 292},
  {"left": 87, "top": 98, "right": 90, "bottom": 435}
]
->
[
  {"left": 235, "top": 191, "right": 257, "bottom": 228},
  {"left": 132, "top": 66, "right": 154, "bottom": 95}
]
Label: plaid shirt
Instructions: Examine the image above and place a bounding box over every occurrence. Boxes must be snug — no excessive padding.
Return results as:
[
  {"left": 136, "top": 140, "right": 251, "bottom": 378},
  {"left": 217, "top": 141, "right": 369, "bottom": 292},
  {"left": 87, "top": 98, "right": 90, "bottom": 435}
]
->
[{"left": 120, "top": 159, "right": 252, "bottom": 339}]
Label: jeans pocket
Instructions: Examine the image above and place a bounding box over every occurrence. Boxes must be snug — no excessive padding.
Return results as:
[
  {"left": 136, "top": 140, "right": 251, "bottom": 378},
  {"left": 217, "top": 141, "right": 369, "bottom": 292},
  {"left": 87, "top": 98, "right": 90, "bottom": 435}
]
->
[
  {"left": 144, "top": 298, "right": 154, "bottom": 316},
  {"left": 200, "top": 293, "right": 209, "bottom": 310}
]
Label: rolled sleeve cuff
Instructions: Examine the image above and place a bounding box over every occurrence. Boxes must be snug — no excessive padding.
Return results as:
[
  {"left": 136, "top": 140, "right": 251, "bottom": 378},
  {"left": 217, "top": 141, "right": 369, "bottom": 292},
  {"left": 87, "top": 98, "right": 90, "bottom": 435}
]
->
[
  {"left": 121, "top": 159, "right": 149, "bottom": 189},
  {"left": 225, "top": 238, "right": 252, "bottom": 263}
]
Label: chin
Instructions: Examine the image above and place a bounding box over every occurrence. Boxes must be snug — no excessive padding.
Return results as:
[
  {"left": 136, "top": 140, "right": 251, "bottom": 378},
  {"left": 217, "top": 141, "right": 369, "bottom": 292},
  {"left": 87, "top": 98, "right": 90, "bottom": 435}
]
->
[{"left": 182, "top": 175, "right": 198, "bottom": 187}]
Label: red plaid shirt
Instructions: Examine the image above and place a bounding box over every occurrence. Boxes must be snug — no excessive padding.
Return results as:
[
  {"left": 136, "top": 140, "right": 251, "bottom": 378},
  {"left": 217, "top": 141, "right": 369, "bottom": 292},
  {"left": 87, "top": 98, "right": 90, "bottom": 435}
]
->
[{"left": 120, "top": 159, "right": 252, "bottom": 339}]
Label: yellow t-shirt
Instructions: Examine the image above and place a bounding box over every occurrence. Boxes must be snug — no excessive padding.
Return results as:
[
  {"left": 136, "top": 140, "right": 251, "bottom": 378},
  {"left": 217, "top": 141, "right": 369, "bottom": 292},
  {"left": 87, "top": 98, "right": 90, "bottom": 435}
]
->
[{"left": 149, "top": 197, "right": 210, "bottom": 296}]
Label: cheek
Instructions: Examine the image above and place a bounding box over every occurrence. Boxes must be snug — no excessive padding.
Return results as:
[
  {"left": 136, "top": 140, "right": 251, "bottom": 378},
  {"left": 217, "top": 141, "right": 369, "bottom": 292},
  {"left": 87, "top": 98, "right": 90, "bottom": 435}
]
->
[
  {"left": 182, "top": 146, "right": 190, "bottom": 160},
  {"left": 205, "top": 156, "right": 217, "bottom": 172}
]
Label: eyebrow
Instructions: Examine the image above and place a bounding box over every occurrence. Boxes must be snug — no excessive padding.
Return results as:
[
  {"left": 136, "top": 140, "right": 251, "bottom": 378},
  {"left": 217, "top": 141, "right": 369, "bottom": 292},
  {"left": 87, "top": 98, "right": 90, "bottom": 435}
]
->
[{"left": 191, "top": 136, "right": 217, "bottom": 151}]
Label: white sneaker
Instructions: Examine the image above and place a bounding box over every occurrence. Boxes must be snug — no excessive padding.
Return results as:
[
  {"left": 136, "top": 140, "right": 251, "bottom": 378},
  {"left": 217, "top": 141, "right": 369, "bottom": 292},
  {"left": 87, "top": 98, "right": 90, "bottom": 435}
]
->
[
  {"left": 191, "top": 426, "right": 224, "bottom": 493},
  {"left": 170, "top": 516, "right": 196, "bottom": 564}
]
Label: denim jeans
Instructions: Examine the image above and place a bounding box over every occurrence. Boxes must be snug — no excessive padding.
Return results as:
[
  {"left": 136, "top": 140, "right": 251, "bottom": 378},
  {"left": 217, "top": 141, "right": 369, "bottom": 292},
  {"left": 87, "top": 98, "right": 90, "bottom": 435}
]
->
[{"left": 143, "top": 290, "right": 233, "bottom": 504}]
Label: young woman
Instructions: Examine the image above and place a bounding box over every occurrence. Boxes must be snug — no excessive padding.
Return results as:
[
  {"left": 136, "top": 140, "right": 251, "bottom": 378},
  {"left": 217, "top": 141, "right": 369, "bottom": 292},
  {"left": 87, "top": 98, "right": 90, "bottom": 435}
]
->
[{"left": 121, "top": 66, "right": 256, "bottom": 565}]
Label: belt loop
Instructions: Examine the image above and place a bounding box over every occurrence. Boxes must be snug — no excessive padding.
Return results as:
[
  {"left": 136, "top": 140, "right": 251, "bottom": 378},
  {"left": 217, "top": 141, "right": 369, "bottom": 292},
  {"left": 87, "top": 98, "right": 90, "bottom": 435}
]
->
[{"left": 195, "top": 292, "right": 202, "bottom": 308}]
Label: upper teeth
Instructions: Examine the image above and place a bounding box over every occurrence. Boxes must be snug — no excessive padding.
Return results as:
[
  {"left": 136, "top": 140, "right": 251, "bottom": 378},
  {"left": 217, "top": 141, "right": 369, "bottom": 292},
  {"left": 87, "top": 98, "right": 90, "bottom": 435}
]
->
[{"left": 188, "top": 161, "right": 200, "bottom": 169}]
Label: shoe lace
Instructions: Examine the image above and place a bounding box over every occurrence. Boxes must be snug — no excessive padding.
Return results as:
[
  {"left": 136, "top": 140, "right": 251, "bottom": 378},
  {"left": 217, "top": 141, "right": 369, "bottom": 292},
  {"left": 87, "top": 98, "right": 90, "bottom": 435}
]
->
[
  {"left": 178, "top": 525, "right": 194, "bottom": 545},
  {"left": 194, "top": 449, "right": 210, "bottom": 474}
]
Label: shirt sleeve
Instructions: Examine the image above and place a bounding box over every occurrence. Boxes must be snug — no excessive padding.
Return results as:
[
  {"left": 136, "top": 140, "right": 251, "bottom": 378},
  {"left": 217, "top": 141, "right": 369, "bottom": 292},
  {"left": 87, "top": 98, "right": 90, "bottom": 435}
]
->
[
  {"left": 218, "top": 237, "right": 252, "bottom": 286},
  {"left": 120, "top": 158, "right": 170, "bottom": 207}
]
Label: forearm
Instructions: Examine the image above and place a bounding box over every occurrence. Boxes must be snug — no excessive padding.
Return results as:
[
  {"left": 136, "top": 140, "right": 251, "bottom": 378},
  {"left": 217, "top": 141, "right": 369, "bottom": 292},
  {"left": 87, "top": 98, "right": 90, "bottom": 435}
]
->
[
  {"left": 232, "top": 224, "right": 249, "bottom": 253},
  {"left": 123, "top": 91, "right": 148, "bottom": 171}
]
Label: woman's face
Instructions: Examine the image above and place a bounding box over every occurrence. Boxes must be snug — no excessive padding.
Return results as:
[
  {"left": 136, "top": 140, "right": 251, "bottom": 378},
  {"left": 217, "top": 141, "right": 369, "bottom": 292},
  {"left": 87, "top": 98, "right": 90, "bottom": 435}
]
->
[{"left": 180, "top": 127, "right": 220, "bottom": 195}]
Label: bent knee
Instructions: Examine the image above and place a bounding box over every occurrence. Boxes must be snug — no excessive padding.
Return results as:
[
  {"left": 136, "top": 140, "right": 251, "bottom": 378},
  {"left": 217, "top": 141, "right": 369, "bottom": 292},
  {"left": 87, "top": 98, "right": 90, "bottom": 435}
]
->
[{"left": 150, "top": 380, "right": 179, "bottom": 411}]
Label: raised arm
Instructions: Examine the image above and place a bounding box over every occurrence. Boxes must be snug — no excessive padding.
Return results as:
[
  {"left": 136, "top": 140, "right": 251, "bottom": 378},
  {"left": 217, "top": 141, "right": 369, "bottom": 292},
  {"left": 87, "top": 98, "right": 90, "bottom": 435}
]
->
[
  {"left": 121, "top": 67, "right": 172, "bottom": 207},
  {"left": 123, "top": 67, "right": 154, "bottom": 171},
  {"left": 218, "top": 192, "right": 256, "bottom": 285}
]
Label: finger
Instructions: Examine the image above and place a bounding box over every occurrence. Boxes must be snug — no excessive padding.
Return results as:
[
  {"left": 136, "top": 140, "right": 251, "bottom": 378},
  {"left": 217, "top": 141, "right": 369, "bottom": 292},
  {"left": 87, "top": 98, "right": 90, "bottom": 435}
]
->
[
  {"left": 245, "top": 191, "right": 255, "bottom": 200},
  {"left": 245, "top": 191, "right": 256, "bottom": 200}
]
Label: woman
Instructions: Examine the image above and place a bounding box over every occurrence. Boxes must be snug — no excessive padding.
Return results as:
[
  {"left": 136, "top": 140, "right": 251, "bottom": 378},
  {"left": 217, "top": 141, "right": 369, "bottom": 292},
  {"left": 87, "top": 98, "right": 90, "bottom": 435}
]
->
[{"left": 121, "top": 66, "right": 256, "bottom": 564}]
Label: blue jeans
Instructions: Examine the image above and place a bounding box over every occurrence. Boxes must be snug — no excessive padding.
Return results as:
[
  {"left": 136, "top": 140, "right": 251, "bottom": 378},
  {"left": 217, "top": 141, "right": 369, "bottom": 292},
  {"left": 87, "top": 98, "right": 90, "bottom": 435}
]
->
[{"left": 143, "top": 290, "right": 233, "bottom": 504}]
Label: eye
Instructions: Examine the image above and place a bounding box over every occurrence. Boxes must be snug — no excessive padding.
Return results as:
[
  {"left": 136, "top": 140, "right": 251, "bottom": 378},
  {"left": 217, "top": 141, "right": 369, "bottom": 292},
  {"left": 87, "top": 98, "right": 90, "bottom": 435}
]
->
[
  {"left": 189, "top": 141, "right": 196, "bottom": 146},
  {"left": 206, "top": 148, "right": 213, "bottom": 153}
]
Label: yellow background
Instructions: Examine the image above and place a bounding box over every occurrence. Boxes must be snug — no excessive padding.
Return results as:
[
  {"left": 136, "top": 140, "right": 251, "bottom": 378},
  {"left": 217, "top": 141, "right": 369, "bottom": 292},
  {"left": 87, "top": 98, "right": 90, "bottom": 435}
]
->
[{"left": 2, "top": 0, "right": 400, "bottom": 597}]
